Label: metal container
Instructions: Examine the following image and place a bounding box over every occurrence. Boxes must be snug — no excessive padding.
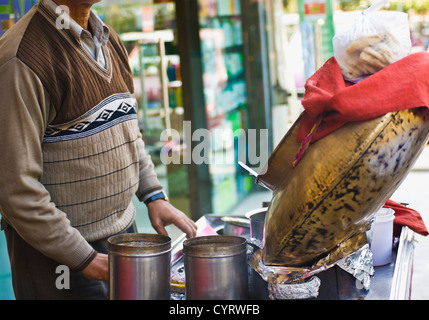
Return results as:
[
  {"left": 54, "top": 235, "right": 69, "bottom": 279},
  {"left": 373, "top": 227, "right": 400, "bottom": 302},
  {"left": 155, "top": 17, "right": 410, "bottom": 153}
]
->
[
  {"left": 221, "top": 216, "right": 250, "bottom": 237},
  {"left": 108, "top": 233, "right": 171, "bottom": 300},
  {"left": 183, "top": 235, "right": 248, "bottom": 300},
  {"left": 246, "top": 208, "right": 267, "bottom": 242}
]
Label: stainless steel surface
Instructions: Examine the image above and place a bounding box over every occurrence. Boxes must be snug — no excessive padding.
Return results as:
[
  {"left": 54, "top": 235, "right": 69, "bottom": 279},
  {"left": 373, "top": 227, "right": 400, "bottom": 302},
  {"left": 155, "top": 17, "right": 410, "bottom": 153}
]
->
[
  {"left": 108, "top": 233, "right": 171, "bottom": 300},
  {"left": 390, "top": 226, "right": 415, "bottom": 300},
  {"left": 183, "top": 235, "right": 248, "bottom": 300},
  {"left": 364, "top": 251, "right": 397, "bottom": 300}
]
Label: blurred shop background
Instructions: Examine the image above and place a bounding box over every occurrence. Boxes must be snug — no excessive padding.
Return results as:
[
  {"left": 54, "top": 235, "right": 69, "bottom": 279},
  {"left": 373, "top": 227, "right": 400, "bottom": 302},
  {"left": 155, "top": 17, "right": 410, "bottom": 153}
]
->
[
  {"left": 1, "top": 0, "right": 429, "bottom": 300},
  {"left": 87, "top": 0, "right": 429, "bottom": 221},
  {"left": 89, "top": 0, "right": 329, "bottom": 221},
  {"left": 90, "top": 0, "right": 307, "bottom": 221}
]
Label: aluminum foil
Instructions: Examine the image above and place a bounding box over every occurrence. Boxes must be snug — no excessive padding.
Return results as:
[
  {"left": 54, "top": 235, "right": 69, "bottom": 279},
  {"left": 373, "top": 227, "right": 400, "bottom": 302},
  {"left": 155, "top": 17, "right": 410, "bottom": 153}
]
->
[
  {"left": 248, "top": 248, "right": 327, "bottom": 284},
  {"left": 268, "top": 276, "right": 321, "bottom": 300},
  {"left": 248, "top": 237, "right": 375, "bottom": 299},
  {"left": 247, "top": 237, "right": 264, "bottom": 250},
  {"left": 249, "top": 232, "right": 369, "bottom": 282},
  {"left": 336, "top": 244, "right": 374, "bottom": 290}
]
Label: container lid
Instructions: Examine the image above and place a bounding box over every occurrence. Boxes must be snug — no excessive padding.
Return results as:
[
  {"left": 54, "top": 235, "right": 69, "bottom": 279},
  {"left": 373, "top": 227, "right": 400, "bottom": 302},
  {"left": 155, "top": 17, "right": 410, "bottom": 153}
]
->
[
  {"left": 183, "top": 235, "right": 247, "bottom": 257},
  {"left": 107, "top": 233, "right": 171, "bottom": 256}
]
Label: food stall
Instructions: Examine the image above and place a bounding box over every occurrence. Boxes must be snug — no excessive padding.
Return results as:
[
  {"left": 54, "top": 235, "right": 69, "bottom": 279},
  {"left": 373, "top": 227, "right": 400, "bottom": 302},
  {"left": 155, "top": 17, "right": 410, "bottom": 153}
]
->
[
  {"left": 164, "top": 101, "right": 429, "bottom": 300},
  {"left": 169, "top": 0, "right": 428, "bottom": 300},
  {"left": 115, "top": 99, "right": 428, "bottom": 300},
  {"left": 107, "top": 0, "right": 429, "bottom": 301},
  {"left": 168, "top": 214, "right": 418, "bottom": 300}
]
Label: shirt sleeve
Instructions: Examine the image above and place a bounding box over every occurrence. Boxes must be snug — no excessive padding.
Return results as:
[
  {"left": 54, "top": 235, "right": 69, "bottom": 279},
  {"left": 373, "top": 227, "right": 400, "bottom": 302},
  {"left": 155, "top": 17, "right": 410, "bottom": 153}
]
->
[{"left": 0, "top": 57, "right": 96, "bottom": 271}]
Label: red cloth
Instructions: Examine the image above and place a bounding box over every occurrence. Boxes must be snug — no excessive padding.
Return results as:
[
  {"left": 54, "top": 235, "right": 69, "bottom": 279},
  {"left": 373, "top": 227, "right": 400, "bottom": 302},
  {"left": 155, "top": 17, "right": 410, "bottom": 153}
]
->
[
  {"left": 383, "top": 200, "right": 429, "bottom": 237},
  {"left": 297, "top": 52, "right": 429, "bottom": 142}
]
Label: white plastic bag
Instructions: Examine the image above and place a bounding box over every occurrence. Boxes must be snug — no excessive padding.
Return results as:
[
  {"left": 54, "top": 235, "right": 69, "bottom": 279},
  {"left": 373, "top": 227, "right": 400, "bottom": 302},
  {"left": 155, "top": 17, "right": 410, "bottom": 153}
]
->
[{"left": 333, "top": 0, "right": 411, "bottom": 82}]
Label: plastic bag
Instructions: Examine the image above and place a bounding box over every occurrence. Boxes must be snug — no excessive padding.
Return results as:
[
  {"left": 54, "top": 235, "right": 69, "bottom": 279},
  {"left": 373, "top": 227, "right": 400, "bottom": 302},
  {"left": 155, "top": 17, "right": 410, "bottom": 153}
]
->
[{"left": 333, "top": 0, "right": 411, "bottom": 82}]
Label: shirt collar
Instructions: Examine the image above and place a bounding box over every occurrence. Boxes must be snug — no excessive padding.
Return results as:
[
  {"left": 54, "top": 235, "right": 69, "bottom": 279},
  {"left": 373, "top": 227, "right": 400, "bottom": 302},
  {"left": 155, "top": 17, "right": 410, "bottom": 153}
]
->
[{"left": 42, "top": 0, "right": 110, "bottom": 45}]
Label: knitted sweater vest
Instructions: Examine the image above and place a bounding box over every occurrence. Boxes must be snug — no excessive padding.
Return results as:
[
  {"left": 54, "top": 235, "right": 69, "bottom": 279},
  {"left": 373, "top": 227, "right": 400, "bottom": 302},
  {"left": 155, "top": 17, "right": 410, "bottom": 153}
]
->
[{"left": 16, "top": 4, "right": 140, "bottom": 241}]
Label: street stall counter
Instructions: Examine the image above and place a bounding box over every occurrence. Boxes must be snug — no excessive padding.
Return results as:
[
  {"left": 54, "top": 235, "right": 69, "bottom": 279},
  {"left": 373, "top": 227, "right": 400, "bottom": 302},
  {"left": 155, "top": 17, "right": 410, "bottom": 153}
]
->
[{"left": 169, "top": 213, "right": 416, "bottom": 300}]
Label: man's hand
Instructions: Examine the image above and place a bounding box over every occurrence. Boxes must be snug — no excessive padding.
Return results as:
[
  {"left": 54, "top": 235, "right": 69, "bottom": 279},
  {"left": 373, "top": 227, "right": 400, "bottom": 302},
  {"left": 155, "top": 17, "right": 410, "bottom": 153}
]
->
[
  {"left": 147, "top": 200, "right": 197, "bottom": 239},
  {"left": 80, "top": 201, "right": 197, "bottom": 285},
  {"left": 81, "top": 252, "right": 108, "bottom": 283}
]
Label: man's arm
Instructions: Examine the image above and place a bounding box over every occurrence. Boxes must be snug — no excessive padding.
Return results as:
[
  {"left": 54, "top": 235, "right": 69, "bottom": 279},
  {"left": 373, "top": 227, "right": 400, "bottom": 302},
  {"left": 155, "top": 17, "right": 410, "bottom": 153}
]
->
[
  {"left": 0, "top": 58, "right": 96, "bottom": 271},
  {"left": 134, "top": 132, "right": 197, "bottom": 238}
]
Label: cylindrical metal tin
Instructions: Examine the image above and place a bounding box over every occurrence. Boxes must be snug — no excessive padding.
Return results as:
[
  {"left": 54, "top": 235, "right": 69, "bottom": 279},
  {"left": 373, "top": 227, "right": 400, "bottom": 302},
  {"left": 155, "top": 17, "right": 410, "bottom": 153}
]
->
[
  {"left": 183, "top": 235, "right": 248, "bottom": 300},
  {"left": 246, "top": 208, "right": 267, "bottom": 242},
  {"left": 108, "top": 233, "right": 171, "bottom": 300},
  {"left": 221, "top": 216, "right": 250, "bottom": 237}
]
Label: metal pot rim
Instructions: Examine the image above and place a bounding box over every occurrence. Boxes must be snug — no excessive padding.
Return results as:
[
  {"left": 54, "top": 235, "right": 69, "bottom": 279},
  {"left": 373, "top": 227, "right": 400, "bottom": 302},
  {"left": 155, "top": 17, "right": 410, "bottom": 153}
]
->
[
  {"left": 245, "top": 207, "right": 268, "bottom": 221},
  {"left": 183, "top": 235, "right": 247, "bottom": 257},
  {"left": 107, "top": 233, "right": 171, "bottom": 256}
]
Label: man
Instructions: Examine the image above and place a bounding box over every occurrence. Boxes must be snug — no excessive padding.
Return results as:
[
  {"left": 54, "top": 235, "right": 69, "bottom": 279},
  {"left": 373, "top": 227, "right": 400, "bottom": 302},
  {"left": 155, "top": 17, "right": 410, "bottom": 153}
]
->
[{"left": 0, "top": 0, "right": 197, "bottom": 299}]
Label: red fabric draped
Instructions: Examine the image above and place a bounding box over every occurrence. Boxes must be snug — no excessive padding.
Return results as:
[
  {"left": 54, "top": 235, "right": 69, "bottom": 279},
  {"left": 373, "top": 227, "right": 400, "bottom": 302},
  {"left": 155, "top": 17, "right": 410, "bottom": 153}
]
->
[{"left": 297, "top": 51, "right": 429, "bottom": 142}]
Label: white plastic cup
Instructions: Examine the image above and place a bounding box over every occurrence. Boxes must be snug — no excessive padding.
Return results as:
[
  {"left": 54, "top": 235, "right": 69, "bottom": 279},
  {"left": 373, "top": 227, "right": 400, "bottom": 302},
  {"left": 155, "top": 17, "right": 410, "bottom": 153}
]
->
[{"left": 370, "top": 208, "right": 395, "bottom": 266}]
